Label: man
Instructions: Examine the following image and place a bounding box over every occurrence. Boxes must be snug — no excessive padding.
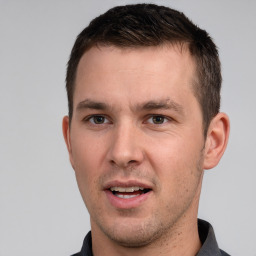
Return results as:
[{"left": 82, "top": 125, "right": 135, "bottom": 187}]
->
[{"left": 63, "top": 4, "right": 230, "bottom": 256}]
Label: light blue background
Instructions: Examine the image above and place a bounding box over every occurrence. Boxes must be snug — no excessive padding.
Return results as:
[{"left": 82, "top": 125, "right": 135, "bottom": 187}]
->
[{"left": 1, "top": 1, "right": 255, "bottom": 255}]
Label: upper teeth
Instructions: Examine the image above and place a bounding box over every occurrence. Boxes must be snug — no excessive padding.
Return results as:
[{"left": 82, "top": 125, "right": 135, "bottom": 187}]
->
[{"left": 110, "top": 186, "right": 144, "bottom": 192}]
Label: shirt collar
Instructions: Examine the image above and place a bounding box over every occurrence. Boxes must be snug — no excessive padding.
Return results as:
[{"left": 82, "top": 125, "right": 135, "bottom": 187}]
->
[{"left": 197, "top": 219, "right": 223, "bottom": 256}]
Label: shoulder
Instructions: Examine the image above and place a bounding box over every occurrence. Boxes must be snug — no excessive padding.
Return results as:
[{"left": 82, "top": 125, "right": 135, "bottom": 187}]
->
[
  {"left": 70, "top": 231, "right": 92, "bottom": 256},
  {"left": 197, "top": 219, "right": 230, "bottom": 256},
  {"left": 220, "top": 249, "right": 231, "bottom": 256}
]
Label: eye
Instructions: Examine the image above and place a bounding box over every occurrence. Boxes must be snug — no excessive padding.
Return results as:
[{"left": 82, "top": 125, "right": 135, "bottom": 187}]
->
[
  {"left": 88, "top": 115, "right": 109, "bottom": 124},
  {"left": 147, "top": 115, "right": 168, "bottom": 124}
]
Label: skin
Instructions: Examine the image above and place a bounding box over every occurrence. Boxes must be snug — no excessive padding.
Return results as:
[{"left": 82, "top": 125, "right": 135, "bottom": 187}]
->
[{"left": 63, "top": 45, "right": 229, "bottom": 256}]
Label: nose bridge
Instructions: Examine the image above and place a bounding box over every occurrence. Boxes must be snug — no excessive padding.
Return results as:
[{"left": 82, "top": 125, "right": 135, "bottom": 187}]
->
[{"left": 108, "top": 119, "right": 144, "bottom": 167}]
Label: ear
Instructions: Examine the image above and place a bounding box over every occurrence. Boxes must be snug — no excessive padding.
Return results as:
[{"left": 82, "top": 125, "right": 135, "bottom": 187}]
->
[
  {"left": 62, "top": 116, "right": 75, "bottom": 168},
  {"left": 203, "top": 113, "right": 230, "bottom": 170}
]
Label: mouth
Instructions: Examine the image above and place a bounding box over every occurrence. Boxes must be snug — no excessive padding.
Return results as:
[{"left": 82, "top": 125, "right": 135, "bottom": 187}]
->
[
  {"left": 109, "top": 186, "right": 151, "bottom": 199},
  {"left": 103, "top": 181, "right": 153, "bottom": 208}
]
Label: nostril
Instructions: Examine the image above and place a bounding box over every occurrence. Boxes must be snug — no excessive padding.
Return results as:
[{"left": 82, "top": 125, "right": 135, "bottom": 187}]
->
[
  {"left": 109, "top": 159, "right": 138, "bottom": 168},
  {"left": 128, "top": 160, "right": 137, "bottom": 164},
  {"left": 110, "top": 160, "right": 115, "bottom": 164}
]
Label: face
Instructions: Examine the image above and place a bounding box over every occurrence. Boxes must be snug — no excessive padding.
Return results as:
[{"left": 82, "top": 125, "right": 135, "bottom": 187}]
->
[{"left": 64, "top": 45, "right": 207, "bottom": 247}]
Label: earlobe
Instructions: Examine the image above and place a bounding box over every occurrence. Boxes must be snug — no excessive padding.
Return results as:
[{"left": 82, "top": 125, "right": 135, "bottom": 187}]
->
[
  {"left": 203, "top": 113, "right": 230, "bottom": 170},
  {"left": 62, "top": 116, "right": 74, "bottom": 167}
]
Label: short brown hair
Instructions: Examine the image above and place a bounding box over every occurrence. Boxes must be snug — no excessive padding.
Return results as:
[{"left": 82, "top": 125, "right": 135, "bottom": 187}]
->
[{"left": 66, "top": 4, "right": 221, "bottom": 135}]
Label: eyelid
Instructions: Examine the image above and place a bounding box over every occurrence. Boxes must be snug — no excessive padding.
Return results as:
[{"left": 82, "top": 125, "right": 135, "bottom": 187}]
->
[
  {"left": 83, "top": 114, "right": 112, "bottom": 124},
  {"left": 145, "top": 114, "right": 172, "bottom": 124},
  {"left": 82, "top": 114, "right": 173, "bottom": 125}
]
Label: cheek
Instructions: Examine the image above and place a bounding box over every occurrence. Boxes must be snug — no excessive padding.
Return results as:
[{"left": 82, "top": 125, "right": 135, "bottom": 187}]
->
[
  {"left": 71, "top": 130, "right": 106, "bottom": 170},
  {"left": 149, "top": 135, "right": 200, "bottom": 169},
  {"left": 70, "top": 134, "right": 105, "bottom": 203},
  {"left": 148, "top": 134, "right": 203, "bottom": 191}
]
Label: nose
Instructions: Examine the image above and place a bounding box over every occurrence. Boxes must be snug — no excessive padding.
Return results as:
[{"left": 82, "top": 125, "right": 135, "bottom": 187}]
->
[{"left": 107, "top": 122, "right": 144, "bottom": 168}]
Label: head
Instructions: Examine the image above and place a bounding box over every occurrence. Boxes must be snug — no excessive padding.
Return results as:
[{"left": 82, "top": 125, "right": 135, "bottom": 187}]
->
[
  {"left": 66, "top": 4, "right": 222, "bottom": 136},
  {"left": 63, "top": 3, "right": 229, "bottom": 252}
]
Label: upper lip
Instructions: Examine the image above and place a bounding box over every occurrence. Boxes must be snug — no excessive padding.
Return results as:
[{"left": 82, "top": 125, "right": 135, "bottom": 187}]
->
[{"left": 103, "top": 180, "right": 153, "bottom": 191}]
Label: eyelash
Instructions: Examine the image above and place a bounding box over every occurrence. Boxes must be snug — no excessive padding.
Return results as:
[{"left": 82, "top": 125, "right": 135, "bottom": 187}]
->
[
  {"left": 83, "top": 114, "right": 172, "bottom": 126},
  {"left": 83, "top": 115, "right": 111, "bottom": 125},
  {"left": 145, "top": 115, "right": 170, "bottom": 125}
]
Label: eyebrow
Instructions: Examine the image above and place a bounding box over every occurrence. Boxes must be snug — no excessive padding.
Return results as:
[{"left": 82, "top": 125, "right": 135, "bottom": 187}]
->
[
  {"left": 76, "top": 99, "right": 108, "bottom": 111},
  {"left": 136, "top": 99, "right": 184, "bottom": 114},
  {"left": 76, "top": 98, "right": 184, "bottom": 114}
]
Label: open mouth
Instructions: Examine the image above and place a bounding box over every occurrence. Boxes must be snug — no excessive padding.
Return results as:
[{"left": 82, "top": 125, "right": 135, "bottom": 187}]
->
[{"left": 109, "top": 186, "right": 151, "bottom": 199}]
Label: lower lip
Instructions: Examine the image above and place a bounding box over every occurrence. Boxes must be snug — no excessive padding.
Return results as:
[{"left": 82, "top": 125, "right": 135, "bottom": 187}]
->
[{"left": 105, "top": 190, "right": 152, "bottom": 209}]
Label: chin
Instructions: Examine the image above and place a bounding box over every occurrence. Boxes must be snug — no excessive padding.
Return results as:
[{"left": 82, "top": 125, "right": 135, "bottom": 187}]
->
[
  {"left": 108, "top": 229, "right": 157, "bottom": 247},
  {"left": 113, "top": 236, "right": 152, "bottom": 248},
  {"left": 99, "top": 216, "right": 169, "bottom": 248}
]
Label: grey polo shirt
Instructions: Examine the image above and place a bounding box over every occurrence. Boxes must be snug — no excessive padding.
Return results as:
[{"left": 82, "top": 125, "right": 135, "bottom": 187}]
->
[{"left": 72, "top": 219, "right": 230, "bottom": 256}]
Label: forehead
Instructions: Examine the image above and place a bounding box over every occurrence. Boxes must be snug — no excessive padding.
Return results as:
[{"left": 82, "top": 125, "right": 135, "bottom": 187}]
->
[
  {"left": 77, "top": 44, "right": 195, "bottom": 77},
  {"left": 75, "top": 45, "right": 197, "bottom": 109}
]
